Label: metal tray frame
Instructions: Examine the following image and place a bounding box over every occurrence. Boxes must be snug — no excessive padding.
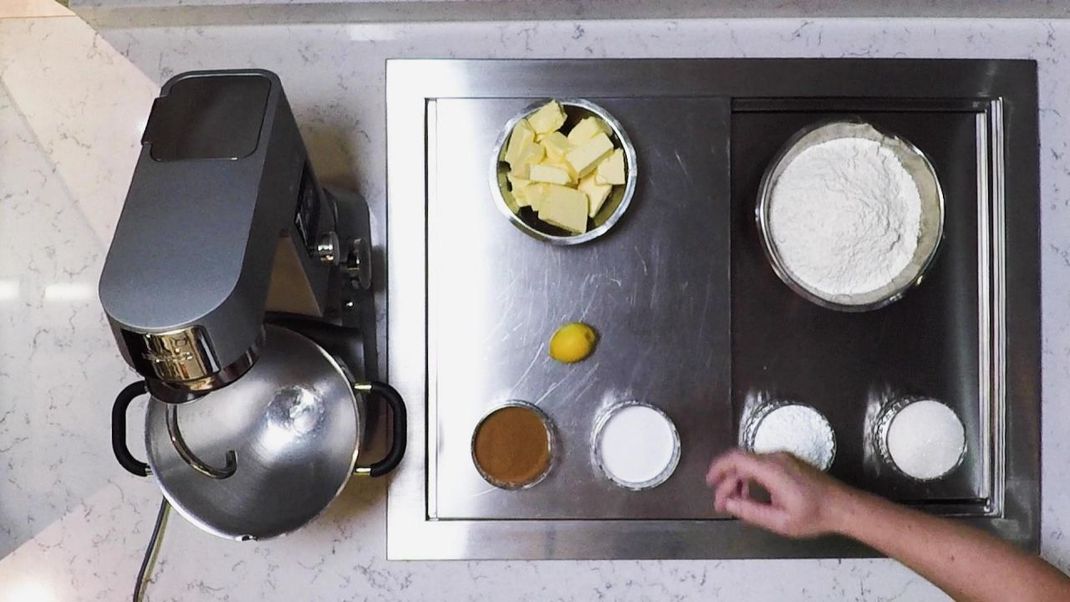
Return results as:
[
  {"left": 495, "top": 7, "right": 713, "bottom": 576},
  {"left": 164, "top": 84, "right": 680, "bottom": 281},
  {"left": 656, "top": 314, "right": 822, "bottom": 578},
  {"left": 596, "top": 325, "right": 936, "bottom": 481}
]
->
[{"left": 386, "top": 59, "right": 1039, "bottom": 560}]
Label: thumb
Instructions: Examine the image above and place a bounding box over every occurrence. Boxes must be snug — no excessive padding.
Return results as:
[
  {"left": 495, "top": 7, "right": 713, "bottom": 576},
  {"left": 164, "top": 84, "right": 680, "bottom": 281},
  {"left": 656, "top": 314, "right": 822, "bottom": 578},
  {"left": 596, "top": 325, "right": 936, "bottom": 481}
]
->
[{"left": 724, "top": 497, "right": 788, "bottom": 533}]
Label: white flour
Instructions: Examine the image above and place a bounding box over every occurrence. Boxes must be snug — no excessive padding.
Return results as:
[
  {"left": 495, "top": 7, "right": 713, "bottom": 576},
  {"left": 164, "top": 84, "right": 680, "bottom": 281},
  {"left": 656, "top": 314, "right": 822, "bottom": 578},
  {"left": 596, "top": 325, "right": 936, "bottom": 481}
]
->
[
  {"left": 886, "top": 400, "right": 965, "bottom": 480},
  {"left": 751, "top": 404, "right": 836, "bottom": 470},
  {"left": 769, "top": 136, "right": 922, "bottom": 297}
]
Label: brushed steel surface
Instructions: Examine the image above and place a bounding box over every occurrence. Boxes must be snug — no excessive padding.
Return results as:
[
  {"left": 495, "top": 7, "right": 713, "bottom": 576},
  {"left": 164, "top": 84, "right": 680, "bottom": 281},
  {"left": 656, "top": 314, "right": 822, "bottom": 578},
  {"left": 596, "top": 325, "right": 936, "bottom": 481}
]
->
[
  {"left": 385, "top": 59, "right": 1040, "bottom": 560},
  {"left": 146, "top": 325, "right": 364, "bottom": 541},
  {"left": 430, "top": 96, "right": 731, "bottom": 520}
]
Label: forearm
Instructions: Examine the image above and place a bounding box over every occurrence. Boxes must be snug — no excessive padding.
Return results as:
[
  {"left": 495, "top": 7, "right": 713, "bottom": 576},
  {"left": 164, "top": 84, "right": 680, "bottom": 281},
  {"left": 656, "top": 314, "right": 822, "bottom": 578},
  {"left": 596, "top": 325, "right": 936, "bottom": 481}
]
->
[{"left": 830, "top": 488, "right": 1070, "bottom": 602}]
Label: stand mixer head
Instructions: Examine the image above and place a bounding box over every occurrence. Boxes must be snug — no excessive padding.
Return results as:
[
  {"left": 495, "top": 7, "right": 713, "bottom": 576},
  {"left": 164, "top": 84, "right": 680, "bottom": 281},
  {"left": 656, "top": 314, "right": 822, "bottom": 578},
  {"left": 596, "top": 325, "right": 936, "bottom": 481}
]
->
[{"left": 99, "top": 69, "right": 364, "bottom": 403}]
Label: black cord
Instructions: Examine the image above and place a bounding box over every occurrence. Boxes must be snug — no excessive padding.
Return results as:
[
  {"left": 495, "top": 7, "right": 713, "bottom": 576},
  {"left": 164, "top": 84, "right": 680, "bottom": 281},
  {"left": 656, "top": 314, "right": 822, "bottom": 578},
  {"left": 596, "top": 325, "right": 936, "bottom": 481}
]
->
[{"left": 133, "top": 498, "right": 171, "bottom": 602}]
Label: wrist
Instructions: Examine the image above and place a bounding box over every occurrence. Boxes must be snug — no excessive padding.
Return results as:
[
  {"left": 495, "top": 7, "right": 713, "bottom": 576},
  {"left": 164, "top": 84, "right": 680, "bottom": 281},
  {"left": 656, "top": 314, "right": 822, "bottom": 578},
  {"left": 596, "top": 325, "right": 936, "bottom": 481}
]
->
[{"left": 821, "top": 483, "right": 868, "bottom": 537}]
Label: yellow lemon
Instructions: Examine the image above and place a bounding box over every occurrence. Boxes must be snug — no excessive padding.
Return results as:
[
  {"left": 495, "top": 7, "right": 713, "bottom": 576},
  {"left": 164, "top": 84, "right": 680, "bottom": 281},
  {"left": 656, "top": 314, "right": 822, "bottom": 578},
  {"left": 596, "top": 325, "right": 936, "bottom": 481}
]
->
[{"left": 549, "top": 322, "right": 598, "bottom": 363}]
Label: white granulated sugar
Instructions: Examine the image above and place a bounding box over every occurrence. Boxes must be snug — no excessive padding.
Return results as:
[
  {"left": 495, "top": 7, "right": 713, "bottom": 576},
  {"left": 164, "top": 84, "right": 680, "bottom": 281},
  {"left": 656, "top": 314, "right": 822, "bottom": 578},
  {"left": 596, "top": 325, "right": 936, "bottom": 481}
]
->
[
  {"left": 887, "top": 400, "right": 965, "bottom": 480},
  {"left": 751, "top": 404, "right": 835, "bottom": 470},
  {"left": 769, "top": 136, "right": 923, "bottom": 297},
  {"left": 598, "top": 405, "right": 678, "bottom": 486}
]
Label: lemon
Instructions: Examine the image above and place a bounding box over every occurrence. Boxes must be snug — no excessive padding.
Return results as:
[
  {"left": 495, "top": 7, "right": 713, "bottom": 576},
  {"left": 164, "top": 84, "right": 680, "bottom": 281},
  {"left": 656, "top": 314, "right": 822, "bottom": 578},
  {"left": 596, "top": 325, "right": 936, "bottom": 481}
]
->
[{"left": 549, "top": 322, "right": 598, "bottom": 363}]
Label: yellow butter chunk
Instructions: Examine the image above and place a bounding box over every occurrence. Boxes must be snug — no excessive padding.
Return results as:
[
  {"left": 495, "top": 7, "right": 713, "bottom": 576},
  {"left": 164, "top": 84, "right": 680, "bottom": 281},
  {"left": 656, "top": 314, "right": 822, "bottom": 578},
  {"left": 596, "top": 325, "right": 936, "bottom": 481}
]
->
[
  {"left": 529, "top": 164, "right": 573, "bottom": 186},
  {"left": 527, "top": 100, "right": 567, "bottom": 135},
  {"left": 539, "top": 131, "right": 571, "bottom": 162},
  {"left": 566, "top": 132, "right": 614, "bottom": 178},
  {"left": 507, "top": 173, "right": 530, "bottom": 191},
  {"left": 566, "top": 116, "right": 609, "bottom": 145},
  {"left": 540, "top": 156, "right": 577, "bottom": 183},
  {"left": 504, "top": 120, "right": 535, "bottom": 164},
  {"left": 595, "top": 148, "right": 626, "bottom": 186},
  {"left": 578, "top": 174, "right": 613, "bottom": 218},
  {"left": 537, "top": 184, "right": 589, "bottom": 234},
  {"left": 507, "top": 174, "right": 531, "bottom": 206},
  {"left": 514, "top": 182, "right": 548, "bottom": 209},
  {"left": 504, "top": 119, "right": 544, "bottom": 178}
]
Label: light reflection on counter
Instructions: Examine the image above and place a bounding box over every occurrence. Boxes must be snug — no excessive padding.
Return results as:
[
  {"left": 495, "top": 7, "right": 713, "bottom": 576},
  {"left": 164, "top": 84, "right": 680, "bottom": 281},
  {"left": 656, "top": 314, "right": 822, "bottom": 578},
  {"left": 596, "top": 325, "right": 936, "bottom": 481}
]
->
[
  {"left": 0, "top": 279, "right": 19, "bottom": 301},
  {"left": 42, "top": 282, "right": 94, "bottom": 302},
  {"left": 0, "top": 578, "right": 59, "bottom": 602}
]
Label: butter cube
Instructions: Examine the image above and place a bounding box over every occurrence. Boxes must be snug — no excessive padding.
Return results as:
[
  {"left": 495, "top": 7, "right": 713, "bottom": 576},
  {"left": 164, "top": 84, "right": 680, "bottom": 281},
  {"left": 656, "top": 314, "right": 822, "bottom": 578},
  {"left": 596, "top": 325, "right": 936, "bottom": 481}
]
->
[
  {"left": 527, "top": 100, "right": 567, "bottom": 135},
  {"left": 540, "top": 156, "right": 577, "bottom": 183},
  {"left": 509, "top": 146, "right": 545, "bottom": 179},
  {"left": 537, "top": 184, "right": 589, "bottom": 234},
  {"left": 539, "top": 131, "right": 571, "bottom": 162},
  {"left": 514, "top": 182, "right": 547, "bottom": 209},
  {"left": 578, "top": 174, "right": 613, "bottom": 218},
  {"left": 595, "top": 149, "right": 626, "bottom": 186},
  {"left": 529, "top": 164, "right": 573, "bottom": 186},
  {"left": 566, "top": 132, "right": 614, "bottom": 178},
  {"left": 504, "top": 119, "right": 536, "bottom": 165},
  {"left": 507, "top": 173, "right": 531, "bottom": 193},
  {"left": 504, "top": 119, "right": 545, "bottom": 178},
  {"left": 566, "top": 116, "right": 609, "bottom": 145}
]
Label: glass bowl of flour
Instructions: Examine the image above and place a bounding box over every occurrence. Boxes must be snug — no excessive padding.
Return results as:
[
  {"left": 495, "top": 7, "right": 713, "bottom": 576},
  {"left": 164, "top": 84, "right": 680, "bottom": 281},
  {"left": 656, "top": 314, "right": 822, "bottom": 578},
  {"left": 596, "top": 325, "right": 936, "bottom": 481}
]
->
[{"left": 756, "top": 120, "right": 944, "bottom": 311}]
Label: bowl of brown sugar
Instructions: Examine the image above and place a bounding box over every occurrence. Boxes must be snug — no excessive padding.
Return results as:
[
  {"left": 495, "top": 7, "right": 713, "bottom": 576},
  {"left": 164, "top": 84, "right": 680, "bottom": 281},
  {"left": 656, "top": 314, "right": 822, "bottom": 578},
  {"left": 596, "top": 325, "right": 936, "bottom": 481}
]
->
[{"left": 471, "top": 401, "right": 556, "bottom": 490}]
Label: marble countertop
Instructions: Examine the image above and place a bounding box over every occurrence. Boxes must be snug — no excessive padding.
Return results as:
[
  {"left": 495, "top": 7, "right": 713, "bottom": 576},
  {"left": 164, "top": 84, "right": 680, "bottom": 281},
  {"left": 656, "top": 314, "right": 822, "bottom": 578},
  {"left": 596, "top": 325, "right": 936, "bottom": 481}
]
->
[{"left": 0, "top": 8, "right": 1068, "bottom": 600}]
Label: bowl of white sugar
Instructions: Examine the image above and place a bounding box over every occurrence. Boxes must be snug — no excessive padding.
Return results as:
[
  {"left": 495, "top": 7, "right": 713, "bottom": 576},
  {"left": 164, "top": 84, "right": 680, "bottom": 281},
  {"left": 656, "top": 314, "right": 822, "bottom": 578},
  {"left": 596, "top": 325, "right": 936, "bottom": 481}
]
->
[
  {"left": 592, "top": 401, "right": 681, "bottom": 491},
  {"left": 757, "top": 120, "right": 944, "bottom": 311},
  {"left": 874, "top": 398, "right": 966, "bottom": 481}
]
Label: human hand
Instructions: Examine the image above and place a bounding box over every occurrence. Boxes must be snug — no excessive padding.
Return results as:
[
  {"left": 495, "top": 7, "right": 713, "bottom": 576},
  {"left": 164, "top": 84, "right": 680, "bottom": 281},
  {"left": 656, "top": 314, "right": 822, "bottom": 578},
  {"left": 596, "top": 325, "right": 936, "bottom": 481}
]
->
[{"left": 705, "top": 449, "right": 852, "bottom": 538}]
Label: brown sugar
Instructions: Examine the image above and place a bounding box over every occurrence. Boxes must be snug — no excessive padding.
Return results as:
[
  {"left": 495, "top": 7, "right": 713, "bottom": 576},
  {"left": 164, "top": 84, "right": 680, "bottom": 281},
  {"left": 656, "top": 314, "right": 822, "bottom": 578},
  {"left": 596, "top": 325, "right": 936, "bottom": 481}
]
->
[{"left": 472, "top": 405, "right": 552, "bottom": 488}]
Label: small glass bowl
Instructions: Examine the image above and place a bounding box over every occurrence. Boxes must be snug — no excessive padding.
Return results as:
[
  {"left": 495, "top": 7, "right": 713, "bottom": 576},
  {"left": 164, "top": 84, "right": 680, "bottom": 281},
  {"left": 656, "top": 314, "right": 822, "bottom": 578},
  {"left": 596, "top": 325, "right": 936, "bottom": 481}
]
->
[
  {"left": 591, "top": 400, "right": 681, "bottom": 491},
  {"left": 489, "top": 98, "right": 638, "bottom": 245},
  {"left": 470, "top": 400, "right": 556, "bottom": 490},
  {"left": 740, "top": 399, "right": 836, "bottom": 472},
  {"left": 873, "top": 397, "right": 966, "bottom": 482},
  {"left": 756, "top": 119, "right": 945, "bottom": 312}
]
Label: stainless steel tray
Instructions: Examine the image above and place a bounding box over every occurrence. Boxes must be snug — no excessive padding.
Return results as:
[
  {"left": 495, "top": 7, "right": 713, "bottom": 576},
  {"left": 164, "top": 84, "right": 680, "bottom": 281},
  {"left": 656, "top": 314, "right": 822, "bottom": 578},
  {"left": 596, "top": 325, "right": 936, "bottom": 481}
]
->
[
  {"left": 386, "top": 59, "right": 1040, "bottom": 559},
  {"left": 430, "top": 96, "right": 731, "bottom": 519}
]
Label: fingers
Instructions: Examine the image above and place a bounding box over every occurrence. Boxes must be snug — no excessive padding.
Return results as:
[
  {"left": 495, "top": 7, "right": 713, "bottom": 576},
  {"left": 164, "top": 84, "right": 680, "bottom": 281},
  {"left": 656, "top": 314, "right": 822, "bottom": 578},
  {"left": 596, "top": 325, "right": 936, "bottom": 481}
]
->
[
  {"left": 713, "top": 470, "right": 744, "bottom": 512},
  {"left": 723, "top": 496, "right": 789, "bottom": 534},
  {"left": 707, "top": 449, "right": 792, "bottom": 493}
]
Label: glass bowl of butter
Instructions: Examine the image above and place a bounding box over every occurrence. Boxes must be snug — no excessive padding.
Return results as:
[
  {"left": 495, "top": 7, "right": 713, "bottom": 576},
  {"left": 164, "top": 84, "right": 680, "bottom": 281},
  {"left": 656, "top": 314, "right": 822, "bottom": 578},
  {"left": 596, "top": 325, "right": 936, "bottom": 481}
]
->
[{"left": 490, "top": 99, "right": 637, "bottom": 245}]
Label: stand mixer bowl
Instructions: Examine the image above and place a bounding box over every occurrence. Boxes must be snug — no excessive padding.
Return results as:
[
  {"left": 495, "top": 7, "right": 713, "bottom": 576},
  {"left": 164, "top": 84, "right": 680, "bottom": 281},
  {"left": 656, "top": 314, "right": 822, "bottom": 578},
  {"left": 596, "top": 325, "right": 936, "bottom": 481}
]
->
[{"left": 113, "top": 324, "right": 406, "bottom": 541}]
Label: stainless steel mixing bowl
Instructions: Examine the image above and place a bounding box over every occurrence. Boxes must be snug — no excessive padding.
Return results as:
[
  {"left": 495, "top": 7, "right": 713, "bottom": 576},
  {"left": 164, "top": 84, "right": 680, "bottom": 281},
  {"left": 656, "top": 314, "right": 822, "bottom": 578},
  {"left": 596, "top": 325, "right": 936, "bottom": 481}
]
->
[
  {"left": 756, "top": 120, "right": 945, "bottom": 311},
  {"left": 489, "top": 98, "right": 638, "bottom": 245},
  {"left": 112, "top": 324, "right": 407, "bottom": 541}
]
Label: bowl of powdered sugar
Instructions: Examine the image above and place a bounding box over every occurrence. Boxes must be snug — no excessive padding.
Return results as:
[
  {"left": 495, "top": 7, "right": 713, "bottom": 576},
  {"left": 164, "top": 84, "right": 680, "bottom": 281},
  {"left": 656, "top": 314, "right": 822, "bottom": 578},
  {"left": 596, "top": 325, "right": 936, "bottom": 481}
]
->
[
  {"left": 757, "top": 120, "right": 944, "bottom": 311},
  {"left": 741, "top": 400, "right": 836, "bottom": 471}
]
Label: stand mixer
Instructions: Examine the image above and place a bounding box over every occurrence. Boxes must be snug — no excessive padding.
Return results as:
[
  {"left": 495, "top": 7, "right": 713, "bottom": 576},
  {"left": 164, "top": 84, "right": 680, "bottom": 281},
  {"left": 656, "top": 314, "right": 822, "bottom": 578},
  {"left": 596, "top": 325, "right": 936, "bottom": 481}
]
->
[{"left": 102, "top": 69, "right": 405, "bottom": 540}]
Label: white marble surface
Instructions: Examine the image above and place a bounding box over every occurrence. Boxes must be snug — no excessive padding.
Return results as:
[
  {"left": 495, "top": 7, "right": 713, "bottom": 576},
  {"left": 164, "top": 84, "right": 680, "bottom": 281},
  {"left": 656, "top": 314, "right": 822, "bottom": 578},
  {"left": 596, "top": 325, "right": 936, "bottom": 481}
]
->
[{"left": 0, "top": 13, "right": 1068, "bottom": 601}]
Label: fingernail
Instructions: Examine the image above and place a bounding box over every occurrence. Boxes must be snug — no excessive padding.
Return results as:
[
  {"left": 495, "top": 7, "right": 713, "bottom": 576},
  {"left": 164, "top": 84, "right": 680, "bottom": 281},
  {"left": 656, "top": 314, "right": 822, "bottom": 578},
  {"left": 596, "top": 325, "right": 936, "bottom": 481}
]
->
[{"left": 724, "top": 499, "right": 738, "bottom": 513}]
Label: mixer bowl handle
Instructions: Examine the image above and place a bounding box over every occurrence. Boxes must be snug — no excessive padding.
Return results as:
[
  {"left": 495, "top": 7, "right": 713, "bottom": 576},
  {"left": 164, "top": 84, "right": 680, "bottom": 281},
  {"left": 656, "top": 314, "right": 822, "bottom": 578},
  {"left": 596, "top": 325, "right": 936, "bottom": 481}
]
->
[
  {"left": 352, "top": 381, "right": 408, "bottom": 478},
  {"left": 112, "top": 381, "right": 151, "bottom": 477}
]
